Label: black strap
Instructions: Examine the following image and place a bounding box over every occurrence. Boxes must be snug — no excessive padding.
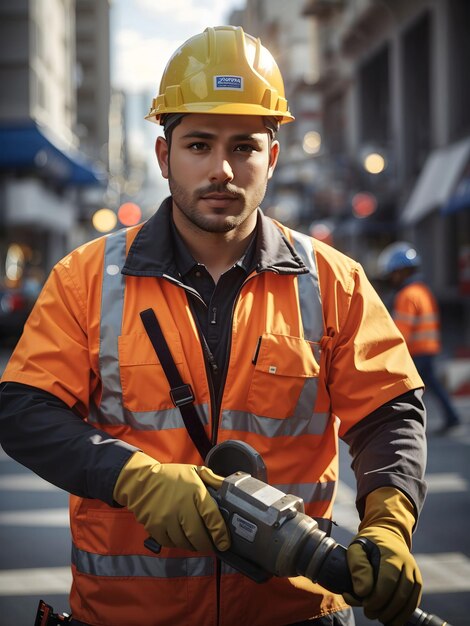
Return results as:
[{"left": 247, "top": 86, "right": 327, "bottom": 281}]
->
[{"left": 140, "top": 308, "right": 212, "bottom": 461}]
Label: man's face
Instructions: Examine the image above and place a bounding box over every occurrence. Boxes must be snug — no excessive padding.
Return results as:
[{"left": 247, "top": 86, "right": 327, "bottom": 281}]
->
[
  {"left": 156, "top": 114, "right": 279, "bottom": 234},
  {"left": 389, "top": 268, "right": 409, "bottom": 287}
]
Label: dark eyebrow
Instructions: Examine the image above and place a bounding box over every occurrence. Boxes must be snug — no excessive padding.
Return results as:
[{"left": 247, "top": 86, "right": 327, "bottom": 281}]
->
[{"left": 179, "top": 130, "right": 264, "bottom": 143}]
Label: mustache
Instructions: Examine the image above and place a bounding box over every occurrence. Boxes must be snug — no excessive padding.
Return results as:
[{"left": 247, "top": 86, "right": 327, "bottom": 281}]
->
[{"left": 197, "top": 183, "right": 243, "bottom": 199}]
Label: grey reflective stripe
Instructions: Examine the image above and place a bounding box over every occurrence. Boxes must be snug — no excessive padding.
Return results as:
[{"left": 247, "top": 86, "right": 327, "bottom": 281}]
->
[
  {"left": 410, "top": 329, "right": 440, "bottom": 342},
  {"left": 293, "top": 377, "right": 321, "bottom": 420},
  {"left": 289, "top": 231, "right": 328, "bottom": 429},
  {"left": 89, "top": 230, "right": 212, "bottom": 430},
  {"left": 221, "top": 561, "right": 240, "bottom": 575},
  {"left": 394, "top": 311, "right": 439, "bottom": 324},
  {"left": 221, "top": 231, "right": 330, "bottom": 435},
  {"left": 94, "top": 229, "right": 127, "bottom": 424},
  {"left": 72, "top": 544, "right": 214, "bottom": 578},
  {"left": 93, "top": 403, "right": 210, "bottom": 430},
  {"left": 221, "top": 409, "right": 328, "bottom": 437},
  {"left": 290, "top": 231, "right": 323, "bottom": 343},
  {"left": 275, "top": 480, "right": 336, "bottom": 504}
]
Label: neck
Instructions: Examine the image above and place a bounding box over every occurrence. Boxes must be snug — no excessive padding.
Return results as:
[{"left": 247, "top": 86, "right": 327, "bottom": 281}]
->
[{"left": 173, "top": 210, "right": 257, "bottom": 284}]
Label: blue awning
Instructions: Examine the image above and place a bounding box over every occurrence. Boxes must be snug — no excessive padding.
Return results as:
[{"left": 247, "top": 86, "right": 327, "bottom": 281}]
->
[
  {"left": 400, "top": 136, "right": 470, "bottom": 224},
  {"left": 0, "top": 121, "right": 107, "bottom": 186}
]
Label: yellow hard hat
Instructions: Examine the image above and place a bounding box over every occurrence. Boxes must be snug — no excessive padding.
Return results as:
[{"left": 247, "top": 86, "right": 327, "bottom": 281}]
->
[{"left": 146, "top": 25, "right": 294, "bottom": 125}]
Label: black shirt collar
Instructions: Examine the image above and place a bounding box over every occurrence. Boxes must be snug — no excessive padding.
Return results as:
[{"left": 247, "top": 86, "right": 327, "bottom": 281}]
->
[
  {"left": 170, "top": 216, "right": 257, "bottom": 279},
  {"left": 122, "top": 196, "right": 307, "bottom": 278}
]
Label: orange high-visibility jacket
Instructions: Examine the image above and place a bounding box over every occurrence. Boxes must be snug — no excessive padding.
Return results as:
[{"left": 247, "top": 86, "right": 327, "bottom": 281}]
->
[
  {"left": 392, "top": 280, "right": 441, "bottom": 356},
  {"left": 2, "top": 206, "right": 422, "bottom": 626}
]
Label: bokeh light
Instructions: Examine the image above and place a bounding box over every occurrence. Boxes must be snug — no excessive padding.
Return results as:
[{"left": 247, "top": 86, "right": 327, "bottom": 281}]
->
[
  {"left": 92, "top": 208, "right": 118, "bottom": 233},
  {"left": 352, "top": 192, "right": 377, "bottom": 218},
  {"left": 363, "top": 152, "right": 386, "bottom": 174},
  {"left": 303, "top": 131, "right": 322, "bottom": 155},
  {"left": 118, "top": 202, "right": 142, "bottom": 226}
]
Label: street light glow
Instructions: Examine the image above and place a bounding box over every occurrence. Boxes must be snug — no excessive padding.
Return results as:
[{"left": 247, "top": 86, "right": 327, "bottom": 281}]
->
[
  {"left": 363, "top": 152, "right": 386, "bottom": 174},
  {"left": 92, "top": 208, "right": 118, "bottom": 233},
  {"left": 303, "top": 131, "right": 321, "bottom": 155}
]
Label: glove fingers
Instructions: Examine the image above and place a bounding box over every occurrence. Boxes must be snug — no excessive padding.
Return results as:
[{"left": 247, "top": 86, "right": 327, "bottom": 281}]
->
[
  {"left": 195, "top": 490, "right": 230, "bottom": 551},
  {"left": 168, "top": 518, "right": 214, "bottom": 553},
  {"left": 161, "top": 528, "right": 195, "bottom": 552},
  {"left": 195, "top": 466, "right": 230, "bottom": 550},
  {"left": 197, "top": 466, "right": 224, "bottom": 490},
  {"left": 148, "top": 516, "right": 215, "bottom": 553},
  {"left": 389, "top": 572, "right": 422, "bottom": 626},
  {"left": 365, "top": 566, "right": 422, "bottom": 626},
  {"left": 346, "top": 543, "right": 375, "bottom": 597},
  {"left": 117, "top": 458, "right": 229, "bottom": 553},
  {"left": 363, "top": 563, "right": 397, "bottom": 617}
]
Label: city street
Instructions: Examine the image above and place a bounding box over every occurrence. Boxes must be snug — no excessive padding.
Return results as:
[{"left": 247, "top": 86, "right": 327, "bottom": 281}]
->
[{"left": 0, "top": 347, "right": 469, "bottom": 626}]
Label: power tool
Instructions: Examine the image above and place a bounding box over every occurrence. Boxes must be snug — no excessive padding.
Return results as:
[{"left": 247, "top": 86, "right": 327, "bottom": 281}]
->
[{"left": 145, "top": 439, "right": 451, "bottom": 626}]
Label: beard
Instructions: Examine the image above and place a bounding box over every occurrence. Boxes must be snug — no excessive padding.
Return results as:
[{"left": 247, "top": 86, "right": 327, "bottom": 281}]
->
[{"left": 168, "top": 175, "right": 268, "bottom": 234}]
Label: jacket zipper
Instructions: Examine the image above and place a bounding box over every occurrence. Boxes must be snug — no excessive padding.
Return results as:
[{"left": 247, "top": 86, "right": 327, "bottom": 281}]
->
[
  {"left": 176, "top": 273, "right": 263, "bottom": 445},
  {"left": 162, "top": 277, "right": 220, "bottom": 443},
  {"left": 164, "top": 271, "right": 273, "bottom": 626},
  {"left": 209, "top": 270, "right": 264, "bottom": 445},
  {"left": 211, "top": 270, "right": 274, "bottom": 626}
]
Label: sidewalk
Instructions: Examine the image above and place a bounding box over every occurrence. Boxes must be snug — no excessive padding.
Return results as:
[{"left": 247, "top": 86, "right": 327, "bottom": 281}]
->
[
  {"left": 441, "top": 352, "right": 470, "bottom": 421},
  {"left": 426, "top": 378, "right": 470, "bottom": 439}
]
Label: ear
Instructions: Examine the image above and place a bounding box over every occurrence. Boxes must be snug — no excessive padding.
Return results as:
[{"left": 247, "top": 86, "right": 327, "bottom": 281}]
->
[
  {"left": 155, "top": 136, "right": 169, "bottom": 179},
  {"left": 267, "top": 139, "right": 280, "bottom": 180}
]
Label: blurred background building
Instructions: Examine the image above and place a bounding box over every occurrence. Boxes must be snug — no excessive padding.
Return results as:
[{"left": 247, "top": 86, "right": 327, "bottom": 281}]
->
[
  {"left": 230, "top": 0, "right": 470, "bottom": 398},
  {"left": 0, "top": 0, "right": 109, "bottom": 277},
  {"left": 0, "top": 0, "right": 469, "bottom": 395}
]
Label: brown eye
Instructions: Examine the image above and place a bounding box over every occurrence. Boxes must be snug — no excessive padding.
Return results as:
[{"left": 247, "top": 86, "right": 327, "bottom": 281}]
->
[
  {"left": 189, "top": 142, "right": 209, "bottom": 151},
  {"left": 235, "top": 144, "right": 256, "bottom": 153}
]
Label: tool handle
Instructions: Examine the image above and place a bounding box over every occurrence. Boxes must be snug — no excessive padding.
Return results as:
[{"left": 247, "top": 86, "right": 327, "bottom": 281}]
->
[{"left": 319, "top": 543, "right": 450, "bottom": 626}]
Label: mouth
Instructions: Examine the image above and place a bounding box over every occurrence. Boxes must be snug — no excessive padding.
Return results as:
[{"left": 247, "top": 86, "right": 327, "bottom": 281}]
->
[
  {"left": 199, "top": 192, "right": 239, "bottom": 209},
  {"left": 200, "top": 193, "right": 238, "bottom": 201}
]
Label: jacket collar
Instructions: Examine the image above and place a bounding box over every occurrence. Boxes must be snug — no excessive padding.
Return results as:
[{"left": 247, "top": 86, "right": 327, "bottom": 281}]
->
[{"left": 122, "top": 196, "right": 308, "bottom": 278}]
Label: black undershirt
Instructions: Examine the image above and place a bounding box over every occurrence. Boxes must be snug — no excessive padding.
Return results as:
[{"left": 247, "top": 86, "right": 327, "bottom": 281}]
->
[{"left": 170, "top": 220, "right": 257, "bottom": 399}]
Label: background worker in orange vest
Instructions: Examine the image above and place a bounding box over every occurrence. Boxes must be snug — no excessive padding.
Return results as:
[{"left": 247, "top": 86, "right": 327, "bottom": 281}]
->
[
  {"left": 378, "top": 241, "right": 462, "bottom": 436},
  {"left": 0, "top": 26, "right": 427, "bottom": 626}
]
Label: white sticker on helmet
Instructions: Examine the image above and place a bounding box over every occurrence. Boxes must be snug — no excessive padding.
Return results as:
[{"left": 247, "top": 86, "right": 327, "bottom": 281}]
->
[{"left": 214, "top": 75, "right": 244, "bottom": 90}]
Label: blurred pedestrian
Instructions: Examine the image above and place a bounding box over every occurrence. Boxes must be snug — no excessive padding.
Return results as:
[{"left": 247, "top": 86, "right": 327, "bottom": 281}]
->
[{"left": 378, "top": 241, "right": 462, "bottom": 435}]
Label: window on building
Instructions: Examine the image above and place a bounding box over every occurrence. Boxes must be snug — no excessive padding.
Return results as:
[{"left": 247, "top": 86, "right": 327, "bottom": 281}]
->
[
  {"left": 358, "top": 45, "right": 390, "bottom": 148},
  {"left": 323, "top": 90, "right": 346, "bottom": 156},
  {"left": 448, "top": 0, "right": 470, "bottom": 140},
  {"left": 402, "top": 13, "right": 431, "bottom": 179}
]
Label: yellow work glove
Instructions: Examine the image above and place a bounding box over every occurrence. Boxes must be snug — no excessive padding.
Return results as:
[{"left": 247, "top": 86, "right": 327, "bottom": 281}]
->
[
  {"left": 113, "top": 451, "right": 230, "bottom": 553},
  {"left": 343, "top": 487, "right": 422, "bottom": 626}
]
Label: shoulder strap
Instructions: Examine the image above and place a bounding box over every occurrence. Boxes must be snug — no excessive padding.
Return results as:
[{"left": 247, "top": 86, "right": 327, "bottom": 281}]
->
[{"left": 139, "top": 308, "right": 212, "bottom": 461}]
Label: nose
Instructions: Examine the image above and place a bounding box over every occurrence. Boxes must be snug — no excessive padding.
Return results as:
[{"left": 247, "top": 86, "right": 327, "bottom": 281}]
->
[{"left": 208, "top": 151, "right": 234, "bottom": 184}]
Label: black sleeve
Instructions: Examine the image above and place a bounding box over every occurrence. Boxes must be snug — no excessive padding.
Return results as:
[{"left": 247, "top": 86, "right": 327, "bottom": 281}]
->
[
  {"left": 342, "top": 388, "right": 427, "bottom": 520},
  {"left": 0, "top": 381, "right": 138, "bottom": 506}
]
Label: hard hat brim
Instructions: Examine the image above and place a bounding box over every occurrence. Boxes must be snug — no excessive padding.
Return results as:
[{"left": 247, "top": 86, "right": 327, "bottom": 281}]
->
[{"left": 145, "top": 103, "right": 294, "bottom": 125}]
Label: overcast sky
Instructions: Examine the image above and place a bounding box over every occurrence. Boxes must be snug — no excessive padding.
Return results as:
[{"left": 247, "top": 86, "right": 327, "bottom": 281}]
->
[{"left": 111, "top": 0, "right": 246, "bottom": 93}]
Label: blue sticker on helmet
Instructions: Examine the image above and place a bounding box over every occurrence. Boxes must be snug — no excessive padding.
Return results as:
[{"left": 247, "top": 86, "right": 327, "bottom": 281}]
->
[{"left": 214, "top": 76, "right": 244, "bottom": 90}]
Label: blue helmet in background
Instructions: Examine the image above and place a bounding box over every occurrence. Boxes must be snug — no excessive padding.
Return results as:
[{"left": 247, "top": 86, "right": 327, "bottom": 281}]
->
[{"left": 377, "top": 241, "right": 421, "bottom": 277}]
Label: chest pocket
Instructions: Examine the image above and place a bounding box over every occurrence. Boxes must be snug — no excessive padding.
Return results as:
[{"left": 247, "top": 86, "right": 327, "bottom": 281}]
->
[
  {"left": 246, "top": 332, "right": 320, "bottom": 420},
  {"left": 118, "top": 331, "right": 184, "bottom": 412}
]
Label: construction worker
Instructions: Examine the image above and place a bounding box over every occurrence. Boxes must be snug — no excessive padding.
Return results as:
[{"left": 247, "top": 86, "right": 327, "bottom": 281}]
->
[
  {"left": 0, "top": 26, "right": 426, "bottom": 626},
  {"left": 378, "top": 241, "right": 462, "bottom": 435}
]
